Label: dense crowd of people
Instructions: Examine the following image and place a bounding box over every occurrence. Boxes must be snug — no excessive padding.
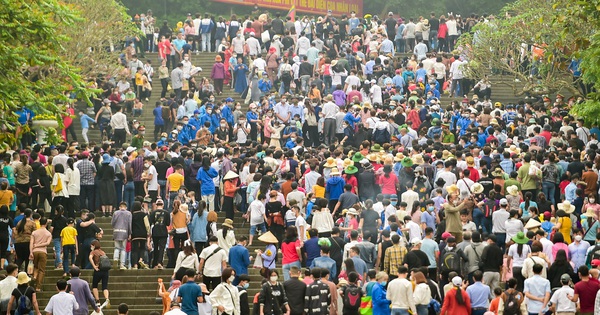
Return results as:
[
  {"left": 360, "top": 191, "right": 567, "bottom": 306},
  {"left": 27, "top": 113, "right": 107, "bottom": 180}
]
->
[{"left": 3, "top": 6, "right": 600, "bottom": 315}]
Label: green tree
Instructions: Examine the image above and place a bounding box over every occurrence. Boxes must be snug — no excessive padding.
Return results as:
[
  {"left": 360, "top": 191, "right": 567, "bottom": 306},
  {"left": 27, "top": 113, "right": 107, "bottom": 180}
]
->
[
  {"left": 0, "top": 0, "right": 93, "bottom": 148},
  {"left": 60, "top": 0, "right": 139, "bottom": 78},
  {"left": 458, "top": 0, "right": 591, "bottom": 98}
]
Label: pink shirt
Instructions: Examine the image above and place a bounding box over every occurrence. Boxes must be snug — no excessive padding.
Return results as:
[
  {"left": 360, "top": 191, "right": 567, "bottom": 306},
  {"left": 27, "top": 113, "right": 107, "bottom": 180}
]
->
[{"left": 378, "top": 173, "right": 399, "bottom": 195}]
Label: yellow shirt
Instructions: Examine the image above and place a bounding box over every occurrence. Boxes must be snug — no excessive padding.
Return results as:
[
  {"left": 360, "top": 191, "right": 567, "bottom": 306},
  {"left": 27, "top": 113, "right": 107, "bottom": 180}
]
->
[
  {"left": 34, "top": 220, "right": 40, "bottom": 230},
  {"left": 135, "top": 72, "right": 143, "bottom": 86},
  {"left": 60, "top": 226, "right": 78, "bottom": 246},
  {"left": 313, "top": 185, "right": 325, "bottom": 199},
  {"left": 167, "top": 173, "right": 185, "bottom": 192}
]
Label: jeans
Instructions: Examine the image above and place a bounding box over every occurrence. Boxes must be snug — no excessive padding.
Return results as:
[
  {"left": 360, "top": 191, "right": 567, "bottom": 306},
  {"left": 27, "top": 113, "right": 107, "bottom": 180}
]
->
[
  {"left": 323, "top": 75, "right": 332, "bottom": 95},
  {"left": 114, "top": 240, "right": 127, "bottom": 266},
  {"left": 201, "top": 33, "right": 211, "bottom": 52},
  {"left": 429, "top": 30, "right": 438, "bottom": 50},
  {"left": 323, "top": 118, "right": 337, "bottom": 145},
  {"left": 250, "top": 223, "right": 267, "bottom": 236},
  {"left": 542, "top": 182, "right": 556, "bottom": 205},
  {"left": 282, "top": 260, "right": 301, "bottom": 281},
  {"left": 416, "top": 305, "right": 429, "bottom": 315},
  {"left": 114, "top": 180, "right": 123, "bottom": 206},
  {"left": 395, "top": 38, "right": 405, "bottom": 53},
  {"left": 391, "top": 309, "right": 411, "bottom": 315},
  {"left": 496, "top": 233, "right": 506, "bottom": 252},
  {"left": 483, "top": 217, "right": 492, "bottom": 235},
  {"left": 168, "top": 191, "right": 178, "bottom": 212},
  {"left": 158, "top": 180, "right": 167, "bottom": 201},
  {"left": 472, "top": 208, "right": 484, "bottom": 232},
  {"left": 123, "top": 181, "right": 135, "bottom": 210},
  {"left": 300, "top": 75, "right": 311, "bottom": 91},
  {"left": 53, "top": 238, "right": 62, "bottom": 267},
  {"left": 63, "top": 244, "right": 76, "bottom": 274}
]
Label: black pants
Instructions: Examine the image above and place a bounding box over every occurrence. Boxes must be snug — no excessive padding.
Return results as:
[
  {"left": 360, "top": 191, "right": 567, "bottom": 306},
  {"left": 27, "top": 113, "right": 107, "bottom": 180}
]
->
[
  {"left": 161, "top": 78, "right": 169, "bottom": 98},
  {"left": 64, "top": 124, "right": 77, "bottom": 142},
  {"left": 51, "top": 196, "right": 68, "bottom": 218},
  {"left": 214, "top": 79, "right": 224, "bottom": 94},
  {"left": 522, "top": 189, "right": 537, "bottom": 202},
  {"left": 194, "top": 242, "right": 206, "bottom": 256},
  {"left": 130, "top": 239, "right": 147, "bottom": 267},
  {"left": 80, "top": 185, "right": 95, "bottom": 212},
  {"left": 113, "top": 128, "right": 126, "bottom": 147},
  {"left": 154, "top": 124, "right": 165, "bottom": 142},
  {"left": 203, "top": 276, "right": 221, "bottom": 292},
  {"left": 67, "top": 195, "right": 79, "bottom": 218},
  {"left": 223, "top": 196, "right": 234, "bottom": 220},
  {"left": 16, "top": 183, "right": 30, "bottom": 206},
  {"left": 152, "top": 236, "right": 167, "bottom": 267},
  {"left": 173, "top": 232, "right": 187, "bottom": 257},
  {"left": 304, "top": 125, "right": 319, "bottom": 147},
  {"left": 14, "top": 243, "right": 30, "bottom": 272},
  {"left": 134, "top": 181, "right": 145, "bottom": 199}
]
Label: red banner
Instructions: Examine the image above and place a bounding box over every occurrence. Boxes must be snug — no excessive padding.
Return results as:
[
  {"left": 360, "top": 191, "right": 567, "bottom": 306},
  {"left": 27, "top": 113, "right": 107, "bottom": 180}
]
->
[{"left": 212, "top": 0, "right": 362, "bottom": 16}]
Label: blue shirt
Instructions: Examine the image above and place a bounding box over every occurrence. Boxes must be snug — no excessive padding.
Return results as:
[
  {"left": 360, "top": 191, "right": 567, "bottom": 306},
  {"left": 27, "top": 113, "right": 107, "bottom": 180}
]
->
[
  {"left": 304, "top": 237, "right": 321, "bottom": 267},
  {"left": 173, "top": 39, "right": 186, "bottom": 51},
  {"left": 351, "top": 256, "right": 368, "bottom": 277},
  {"left": 565, "top": 183, "right": 577, "bottom": 203},
  {"left": 178, "top": 280, "right": 203, "bottom": 315},
  {"left": 420, "top": 238, "right": 438, "bottom": 268},
  {"left": 466, "top": 282, "right": 490, "bottom": 308},
  {"left": 523, "top": 275, "right": 550, "bottom": 313},
  {"left": 420, "top": 211, "right": 436, "bottom": 232},
  {"left": 310, "top": 256, "right": 337, "bottom": 280},
  {"left": 79, "top": 114, "right": 96, "bottom": 129},
  {"left": 229, "top": 244, "right": 250, "bottom": 277},
  {"left": 153, "top": 107, "right": 164, "bottom": 126}
]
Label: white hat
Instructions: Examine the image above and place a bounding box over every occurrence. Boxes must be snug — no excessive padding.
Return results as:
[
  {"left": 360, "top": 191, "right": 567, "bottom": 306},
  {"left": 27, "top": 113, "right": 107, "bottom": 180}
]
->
[
  {"left": 499, "top": 198, "right": 508, "bottom": 206},
  {"left": 410, "top": 238, "right": 422, "bottom": 246},
  {"left": 452, "top": 276, "right": 463, "bottom": 286},
  {"left": 223, "top": 171, "right": 239, "bottom": 180}
]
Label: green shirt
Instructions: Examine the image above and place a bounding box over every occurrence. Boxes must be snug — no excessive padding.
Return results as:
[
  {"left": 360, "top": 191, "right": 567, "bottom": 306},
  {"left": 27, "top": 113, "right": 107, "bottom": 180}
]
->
[{"left": 517, "top": 162, "right": 538, "bottom": 190}]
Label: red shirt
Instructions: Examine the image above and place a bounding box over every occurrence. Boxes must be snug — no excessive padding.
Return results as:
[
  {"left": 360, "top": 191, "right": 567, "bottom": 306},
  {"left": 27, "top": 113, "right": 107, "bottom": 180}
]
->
[
  {"left": 574, "top": 278, "right": 600, "bottom": 313},
  {"left": 440, "top": 288, "right": 471, "bottom": 315},
  {"left": 467, "top": 166, "right": 480, "bottom": 182},
  {"left": 378, "top": 173, "right": 399, "bottom": 195},
  {"left": 281, "top": 239, "right": 301, "bottom": 264},
  {"left": 539, "top": 130, "right": 551, "bottom": 144},
  {"left": 158, "top": 40, "right": 171, "bottom": 59}
]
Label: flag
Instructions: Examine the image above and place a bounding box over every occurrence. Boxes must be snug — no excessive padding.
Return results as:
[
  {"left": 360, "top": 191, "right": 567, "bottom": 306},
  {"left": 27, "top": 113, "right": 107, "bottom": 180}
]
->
[{"left": 287, "top": 4, "right": 296, "bottom": 22}]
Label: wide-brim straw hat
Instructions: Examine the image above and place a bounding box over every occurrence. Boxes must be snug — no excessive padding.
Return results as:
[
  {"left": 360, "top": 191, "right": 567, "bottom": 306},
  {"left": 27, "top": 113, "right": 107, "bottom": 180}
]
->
[
  {"left": 471, "top": 183, "right": 484, "bottom": 194},
  {"left": 324, "top": 157, "right": 337, "bottom": 168},
  {"left": 222, "top": 218, "right": 234, "bottom": 228},
  {"left": 506, "top": 185, "right": 519, "bottom": 196},
  {"left": 557, "top": 200, "right": 575, "bottom": 214}
]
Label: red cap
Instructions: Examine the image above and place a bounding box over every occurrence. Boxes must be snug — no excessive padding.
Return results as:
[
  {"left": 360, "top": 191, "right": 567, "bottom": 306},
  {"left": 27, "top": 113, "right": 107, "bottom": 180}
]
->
[
  {"left": 81, "top": 151, "right": 90, "bottom": 158},
  {"left": 592, "top": 259, "right": 600, "bottom": 267},
  {"left": 442, "top": 232, "right": 452, "bottom": 240}
]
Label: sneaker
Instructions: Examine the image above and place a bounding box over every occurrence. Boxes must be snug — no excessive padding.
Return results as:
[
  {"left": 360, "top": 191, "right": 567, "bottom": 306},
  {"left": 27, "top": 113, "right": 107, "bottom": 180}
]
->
[
  {"left": 132, "top": 266, "right": 138, "bottom": 270},
  {"left": 138, "top": 260, "right": 149, "bottom": 269},
  {"left": 105, "top": 299, "right": 111, "bottom": 309},
  {"left": 120, "top": 265, "right": 127, "bottom": 270}
]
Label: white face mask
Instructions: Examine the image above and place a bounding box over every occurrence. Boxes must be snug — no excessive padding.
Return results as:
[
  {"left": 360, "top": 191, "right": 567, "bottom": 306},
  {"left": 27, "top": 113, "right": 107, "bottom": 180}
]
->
[
  {"left": 270, "top": 276, "right": 278, "bottom": 282},
  {"left": 591, "top": 199, "right": 596, "bottom": 203},
  {"left": 229, "top": 275, "right": 235, "bottom": 283},
  {"left": 575, "top": 235, "right": 583, "bottom": 242}
]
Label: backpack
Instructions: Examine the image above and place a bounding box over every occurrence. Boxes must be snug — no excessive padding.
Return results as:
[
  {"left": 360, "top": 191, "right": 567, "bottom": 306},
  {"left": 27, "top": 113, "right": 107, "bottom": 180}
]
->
[
  {"left": 17, "top": 287, "right": 32, "bottom": 314},
  {"left": 333, "top": 62, "right": 344, "bottom": 73},
  {"left": 373, "top": 128, "right": 390, "bottom": 144},
  {"left": 343, "top": 284, "right": 363, "bottom": 310},
  {"left": 99, "top": 254, "right": 112, "bottom": 271},
  {"left": 591, "top": 244, "right": 600, "bottom": 261},
  {"left": 503, "top": 290, "right": 521, "bottom": 315},
  {"left": 440, "top": 250, "right": 461, "bottom": 273},
  {"left": 280, "top": 159, "right": 291, "bottom": 174},
  {"left": 280, "top": 70, "right": 292, "bottom": 82}
]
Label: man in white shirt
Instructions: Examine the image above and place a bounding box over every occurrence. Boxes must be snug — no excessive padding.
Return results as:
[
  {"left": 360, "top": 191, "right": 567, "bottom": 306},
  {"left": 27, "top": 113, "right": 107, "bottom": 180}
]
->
[
  {"left": 110, "top": 106, "right": 130, "bottom": 147},
  {"left": 0, "top": 264, "right": 17, "bottom": 309},
  {"left": 45, "top": 279, "right": 79, "bottom": 315},
  {"left": 198, "top": 236, "right": 228, "bottom": 290},
  {"left": 449, "top": 56, "right": 467, "bottom": 97},
  {"left": 165, "top": 301, "right": 187, "bottom": 315},
  {"left": 245, "top": 33, "right": 260, "bottom": 57},
  {"left": 492, "top": 199, "right": 510, "bottom": 251},
  {"left": 387, "top": 266, "right": 416, "bottom": 314},
  {"left": 248, "top": 194, "right": 267, "bottom": 245},
  {"left": 403, "top": 216, "right": 422, "bottom": 241},
  {"left": 550, "top": 274, "right": 577, "bottom": 315},
  {"left": 401, "top": 187, "right": 419, "bottom": 214},
  {"left": 344, "top": 71, "right": 361, "bottom": 93},
  {"left": 434, "top": 161, "right": 457, "bottom": 189},
  {"left": 296, "top": 33, "right": 310, "bottom": 56},
  {"left": 414, "top": 40, "right": 428, "bottom": 61},
  {"left": 321, "top": 95, "right": 338, "bottom": 145},
  {"left": 252, "top": 54, "right": 266, "bottom": 72}
]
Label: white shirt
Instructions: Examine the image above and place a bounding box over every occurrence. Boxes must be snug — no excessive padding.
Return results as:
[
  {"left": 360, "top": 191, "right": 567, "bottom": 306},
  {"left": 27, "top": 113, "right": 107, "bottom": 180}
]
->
[
  {"left": 249, "top": 200, "right": 266, "bottom": 225},
  {"left": 405, "top": 220, "right": 422, "bottom": 241},
  {"left": 401, "top": 190, "right": 420, "bottom": 214},
  {"left": 450, "top": 60, "right": 466, "bottom": 79},
  {"left": 550, "top": 286, "right": 576, "bottom": 313},
  {"left": 199, "top": 244, "right": 228, "bottom": 277},
  {"left": 507, "top": 243, "right": 531, "bottom": 267},
  {"left": 45, "top": 291, "right": 79, "bottom": 315},
  {"left": 0, "top": 276, "right": 17, "bottom": 300},
  {"left": 387, "top": 277, "right": 416, "bottom": 312},
  {"left": 110, "top": 112, "right": 130, "bottom": 132},
  {"left": 295, "top": 215, "right": 307, "bottom": 241},
  {"left": 147, "top": 165, "right": 158, "bottom": 191},
  {"left": 66, "top": 167, "right": 81, "bottom": 196},
  {"left": 253, "top": 58, "right": 266, "bottom": 71},
  {"left": 174, "top": 251, "right": 200, "bottom": 273},
  {"left": 345, "top": 75, "right": 361, "bottom": 93},
  {"left": 505, "top": 218, "right": 524, "bottom": 241},
  {"left": 321, "top": 102, "right": 338, "bottom": 119}
]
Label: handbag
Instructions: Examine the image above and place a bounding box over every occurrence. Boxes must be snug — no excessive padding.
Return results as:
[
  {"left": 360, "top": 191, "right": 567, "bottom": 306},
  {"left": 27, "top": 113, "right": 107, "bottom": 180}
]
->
[
  {"left": 53, "top": 176, "right": 63, "bottom": 193},
  {"left": 359, "top": 296, "right": 373, "bottom": 315},
  {"left": 261, "top": 30, "right": 271, "bottom": 43}
]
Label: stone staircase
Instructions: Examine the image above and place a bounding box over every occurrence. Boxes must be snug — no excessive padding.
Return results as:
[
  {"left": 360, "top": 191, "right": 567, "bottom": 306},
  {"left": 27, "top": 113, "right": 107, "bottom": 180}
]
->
[
  {"left": 71, "top": 52, "right": 526, "bottom": 144},
  {"left": 36, "top": 211, "right": 267, "bottom": 315}
]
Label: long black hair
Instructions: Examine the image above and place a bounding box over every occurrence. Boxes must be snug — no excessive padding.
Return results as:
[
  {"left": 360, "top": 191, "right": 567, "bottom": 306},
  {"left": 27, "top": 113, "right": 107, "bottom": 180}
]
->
[{"left": 17, "top": 209, "right": 32, "bottom": 233}]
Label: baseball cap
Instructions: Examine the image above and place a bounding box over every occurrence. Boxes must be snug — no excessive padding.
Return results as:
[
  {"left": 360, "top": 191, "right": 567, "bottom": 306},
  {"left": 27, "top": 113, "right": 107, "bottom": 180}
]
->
[
  {"left": 560, "top": 274, "right": 571, "bottom": 282},
  {"left": 500, "top": 198, "right": 508, "bottom": 206},
  {"left": 410, "top": 238, "right": 422, "bottom": 246},
  {"left": 441, "top": 232, "right": 452, "bottom": 240},
  {"left": 156, "top": 198, "right": 164, "bottom": 205},
  {"left": 592, "top": 259, "right": 600, "bottom": 267},
  {"left": 451, "top": 276, "right": 462, "bottom": 286}
]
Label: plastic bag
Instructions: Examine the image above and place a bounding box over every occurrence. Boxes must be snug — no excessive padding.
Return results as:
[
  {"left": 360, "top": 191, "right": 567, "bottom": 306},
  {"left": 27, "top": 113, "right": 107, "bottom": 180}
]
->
[
  {"left": 253, "top": 255, "right": 263, "bottom": 268},
  {"left": 27, "top": 260, "right": 33, "bottom": 275}
]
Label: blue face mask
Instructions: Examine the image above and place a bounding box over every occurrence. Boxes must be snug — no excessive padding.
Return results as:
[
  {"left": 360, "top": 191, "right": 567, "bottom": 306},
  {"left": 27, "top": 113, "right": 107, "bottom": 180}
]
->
[
  {"left": 391, "top": 201, "right": 397, "bottom": 206},
  {"left": 161, "top": 137, "right": 166, "bottom": 141},
  {"left": 380, "top": 281, "right": 387, "bottom": 286},
  {"left": 428, "top": 206, "right": 434, "bottom": 212},
  {"left": 243, "top": 283, "right": 249, "bottom": 289}
]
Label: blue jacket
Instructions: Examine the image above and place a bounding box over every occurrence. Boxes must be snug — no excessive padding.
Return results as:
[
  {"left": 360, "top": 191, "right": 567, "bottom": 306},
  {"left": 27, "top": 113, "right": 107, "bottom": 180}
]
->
[
  {"left": 189, "top": 211, "right": 208, "bottom": 242},
  {"left": 229, "top": 244, "right": 250, "bottom": 277},
  {"left": 258, "top": 79, "right": 272, "bottom": 93},
  {"left": 344, "top": 112, "right": 361, "bottom": 128},
  {"left": 371, "top": 283, "right": 391, "bottom": 315},
  {"left": 177, "top": 125, "right": 194, "bottom": 145},
  {"left": 199, "top": 19, "right": 214, "bottom": 34},
  {"left": 153, "top": 107, "right": 164, "bottom": 126},
  {"left": 196, "top": 167, "right": 219, "bottom": 195},
  {"left": 209, "top": 114, "right": 221, "bottom": 133},
  {"left": 221, "top": 105, "right": 234, "bottom": 126},
  {"left": 189, "top": 116, "right": 202, "bottom": 131},
  {"left": 310, "top": 256, "right": 337, "bottom": 280},
  {"left": 326, "top": 176, "right": 345, "bottom": 200},
  {"left": 200, "top": 114, "right": 212, "bottom": 130}
]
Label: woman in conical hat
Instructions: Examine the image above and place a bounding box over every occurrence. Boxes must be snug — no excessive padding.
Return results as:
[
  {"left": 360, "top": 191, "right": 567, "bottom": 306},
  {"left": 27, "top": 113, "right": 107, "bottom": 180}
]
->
[{"left": 257, "top": 231, "right": 279, "bottom": 270}]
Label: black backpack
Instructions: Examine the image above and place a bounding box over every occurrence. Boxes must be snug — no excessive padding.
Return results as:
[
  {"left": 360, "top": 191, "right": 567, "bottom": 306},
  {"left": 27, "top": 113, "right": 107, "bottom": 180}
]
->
[
  {"left": 440, "top": 250, "right": 461, "bottom": 273},
  {"left": 373, "top": 128, "right": 390, "bottom": 144},
  {"left": 591, "top": 244, "right": 600, "bottom": 261},
  {"left": 342, "top": 284, "right": 363, "bottom": 310},
  {"left": 99, "top": 254, "right": 112, "bottom": 271},
  {"left": 503, "top": 290, "right": 521, "bottom": 315}
]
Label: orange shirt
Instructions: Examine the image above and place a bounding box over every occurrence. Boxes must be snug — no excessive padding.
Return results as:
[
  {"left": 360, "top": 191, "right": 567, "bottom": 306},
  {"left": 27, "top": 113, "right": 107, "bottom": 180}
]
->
[
  {"left": 489, "top": 296, "right": 500, "bottom": 315},
  {"left": 224, "top": 179, "right": 238, "bottom": 198}
]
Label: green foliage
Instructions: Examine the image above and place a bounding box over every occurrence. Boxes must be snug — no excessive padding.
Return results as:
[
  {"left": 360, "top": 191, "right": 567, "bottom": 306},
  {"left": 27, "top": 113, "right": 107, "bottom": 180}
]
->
[
  {"left": 458, "top": 0, "right": 591, "bottom": 97},
  {"left": 0, "top": 0, "right": 92, "bottom": 146}
]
